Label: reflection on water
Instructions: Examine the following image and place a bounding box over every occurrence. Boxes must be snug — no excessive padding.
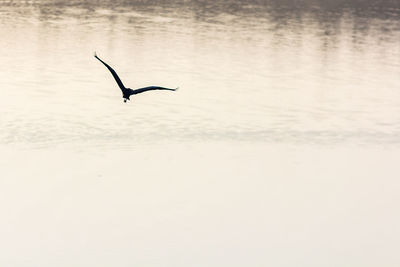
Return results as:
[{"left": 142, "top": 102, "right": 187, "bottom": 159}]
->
[
  {"left": 1, "top": 2, "right": 400, "bottom": 267},
  {"left": 0, "top": 0, "right": 399, "bottom": 147}
]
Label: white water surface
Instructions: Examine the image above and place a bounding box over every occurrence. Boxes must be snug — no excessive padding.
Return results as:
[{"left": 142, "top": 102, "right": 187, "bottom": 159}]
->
[{"left": 1, "top": 0, "right": 400, "bottom": 266}]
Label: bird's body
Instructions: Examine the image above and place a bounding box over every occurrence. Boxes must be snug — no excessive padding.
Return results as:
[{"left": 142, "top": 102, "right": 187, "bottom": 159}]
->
[{"left": 94, "top": 53, "right": 177, "bottom": 103}]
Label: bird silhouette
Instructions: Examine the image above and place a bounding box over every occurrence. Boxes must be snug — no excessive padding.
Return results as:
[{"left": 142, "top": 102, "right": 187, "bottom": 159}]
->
[{"left": 94, "top": 53, "right": 178, "bottom": 103}]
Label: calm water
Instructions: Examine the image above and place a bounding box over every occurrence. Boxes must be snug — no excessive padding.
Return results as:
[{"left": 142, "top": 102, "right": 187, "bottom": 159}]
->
[{"left": 1, "top": 0, "right": 400, "bottom": 266}]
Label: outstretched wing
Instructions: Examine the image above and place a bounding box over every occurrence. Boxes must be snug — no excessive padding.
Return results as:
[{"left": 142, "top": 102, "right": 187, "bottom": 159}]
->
[
  {"left": 129, "top": 86, "right": 178, "bottom": 95},
  {"left": 94, "top": 54, "right": 126, "bottom": 90}
]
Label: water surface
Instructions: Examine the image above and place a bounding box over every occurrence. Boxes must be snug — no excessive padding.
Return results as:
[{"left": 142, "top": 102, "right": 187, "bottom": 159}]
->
[{"left": 1, "top": 1, "right": 400, "bottom": 266}]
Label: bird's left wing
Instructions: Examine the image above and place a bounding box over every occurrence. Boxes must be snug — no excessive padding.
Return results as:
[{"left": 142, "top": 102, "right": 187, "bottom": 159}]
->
[
  {"left": 129, "top": 86, "right": 178, "bottom": 95},
  {"left": 94, "top": 53, "right": 126, "bottom": 91}
]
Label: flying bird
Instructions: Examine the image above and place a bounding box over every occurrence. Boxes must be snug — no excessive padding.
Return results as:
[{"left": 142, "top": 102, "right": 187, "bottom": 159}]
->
[{"left": 94, "top": 53, "right": 178, "bottom": 103}]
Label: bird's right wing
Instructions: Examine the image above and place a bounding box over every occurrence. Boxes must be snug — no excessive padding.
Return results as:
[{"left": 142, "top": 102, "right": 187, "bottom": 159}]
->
[
  {"left": 94, "top": 53, "right": 126, "bottom": 90},
  {"left": 129, "top": 86, "right": 178, "bottom": 95}
]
